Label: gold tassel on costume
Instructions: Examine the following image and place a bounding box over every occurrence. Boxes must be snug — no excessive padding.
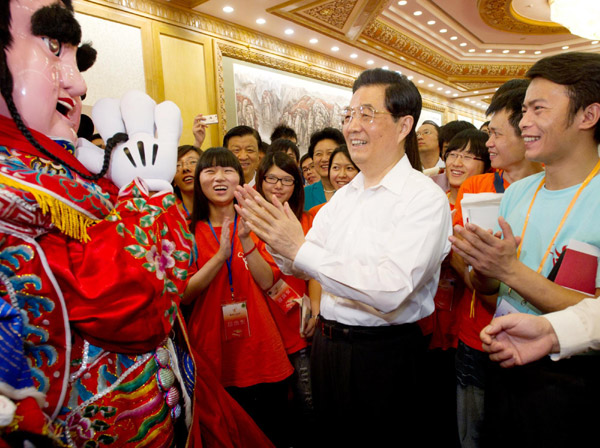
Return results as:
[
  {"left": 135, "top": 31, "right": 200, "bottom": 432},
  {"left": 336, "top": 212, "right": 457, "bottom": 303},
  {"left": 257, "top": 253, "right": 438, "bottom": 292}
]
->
[
  {"left": 0, "top": 173, "right": 96, "bottom": 242},
  {"left": 470, "top": 289, "right": 477, "bottom": 319}
]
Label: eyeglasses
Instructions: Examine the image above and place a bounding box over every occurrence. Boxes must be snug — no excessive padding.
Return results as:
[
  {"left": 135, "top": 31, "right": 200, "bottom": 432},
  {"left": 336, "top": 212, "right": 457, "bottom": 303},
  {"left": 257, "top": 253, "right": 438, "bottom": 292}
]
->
[
  {"left": 416, "top": 129, "right": 434, "bottom": 137},
  {"left": 341, "top": 105, "right": 393, "bottom": 126},
  {"left": 176, "top": 159, "right": 198, "bottom": 171},
  {"left": 444, "top": 151, "right": 484, "bottom": 163},
  {"left": 301, "top": 164, "right": 315, "bottom": 174},
  {"left": 264, "top": 174, "right": 295, "bottom": 186}
]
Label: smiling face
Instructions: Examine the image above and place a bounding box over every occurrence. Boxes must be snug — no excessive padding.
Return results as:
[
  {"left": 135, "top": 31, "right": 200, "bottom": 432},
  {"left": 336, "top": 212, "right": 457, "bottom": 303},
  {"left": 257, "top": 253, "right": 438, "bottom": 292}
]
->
[
  {"left": 199, "top": 165, "right": 240, "bottom": 207},
  {"left": 343, "top": 84, "right": 410, "bottom": 177},
  {"left": 312, "top": 139, "right": 338, "bottom": 179},
  {"left": 301, "top": 156, "right": 319, "bottom": 185},
  {"left": 1, "top": 0, "right": 86, "bottom": 144},
  {"left": 329, "top": 152, "right": 358, "bottom": 190},
  {"left": 520, "top": 77, "right": 578, "bottom": 165},
  {"left": 174, "top": 150, "right": 200, "bottom": 196},
  {"left": 262, "top": 165, "right": 295, "bottom": 204},
  {"left": 444, "top": 144, "right": 486, "bottom": 189},
  {"left": 227, "top": 134, "right": 260, "bottom": 184},
  {"left": 487, "top": 108, "right": 527, "bottom": 171}
]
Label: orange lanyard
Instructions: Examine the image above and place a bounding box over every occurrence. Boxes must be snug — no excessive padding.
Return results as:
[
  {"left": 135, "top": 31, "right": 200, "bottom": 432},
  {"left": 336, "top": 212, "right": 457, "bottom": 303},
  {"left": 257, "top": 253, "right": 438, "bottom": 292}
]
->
[{"left": 517, "top": 159, "right": 600, "bottom": 274}]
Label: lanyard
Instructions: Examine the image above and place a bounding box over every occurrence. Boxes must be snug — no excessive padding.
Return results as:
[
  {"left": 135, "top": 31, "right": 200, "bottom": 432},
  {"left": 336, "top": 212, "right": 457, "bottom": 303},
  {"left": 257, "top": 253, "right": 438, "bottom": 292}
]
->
[
  {"left": 208, "top": 214, "right": 237, "bottom": 299},
  {"left": 517, "top": 159, "right": 600, "bottom": 274}
]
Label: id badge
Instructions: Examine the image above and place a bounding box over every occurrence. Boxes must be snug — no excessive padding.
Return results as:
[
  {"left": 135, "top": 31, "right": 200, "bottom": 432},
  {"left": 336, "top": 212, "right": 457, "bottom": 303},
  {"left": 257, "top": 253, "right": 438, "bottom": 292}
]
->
[
  {"left": 266, "top": 279, "right": 301, "bottom": 314},
  {"left": 222, "top": 300, "right": 250, "bottom": 341},
  {"left": 494, "top": 297, "right": 521, "bottom": 318}
]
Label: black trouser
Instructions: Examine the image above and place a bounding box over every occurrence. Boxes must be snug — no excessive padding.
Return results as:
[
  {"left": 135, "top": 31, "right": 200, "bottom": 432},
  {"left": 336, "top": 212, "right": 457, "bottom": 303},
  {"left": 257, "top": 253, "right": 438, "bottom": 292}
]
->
[
  {"left": 311, "top": 317, "right": 426, "bottom": 447},
  {"left": 484, "top": 354, "right": 600, "bottom": 448}
]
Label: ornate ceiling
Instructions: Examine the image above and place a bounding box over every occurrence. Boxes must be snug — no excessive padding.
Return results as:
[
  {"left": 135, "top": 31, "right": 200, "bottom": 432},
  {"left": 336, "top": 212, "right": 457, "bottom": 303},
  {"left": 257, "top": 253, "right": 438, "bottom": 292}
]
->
[{"left": 158, "top": 0, "right": 599, "bottom": 104}]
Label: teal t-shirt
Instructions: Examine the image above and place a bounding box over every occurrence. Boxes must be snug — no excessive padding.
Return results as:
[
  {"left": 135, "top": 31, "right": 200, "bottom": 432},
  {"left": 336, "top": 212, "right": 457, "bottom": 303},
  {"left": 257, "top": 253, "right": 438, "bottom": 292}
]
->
[
  {"left": 497, "top": 172, "right": 600, "bottom": 315},
  {"left": 304, "top": 181, "right": 326, "bottom": 211}
]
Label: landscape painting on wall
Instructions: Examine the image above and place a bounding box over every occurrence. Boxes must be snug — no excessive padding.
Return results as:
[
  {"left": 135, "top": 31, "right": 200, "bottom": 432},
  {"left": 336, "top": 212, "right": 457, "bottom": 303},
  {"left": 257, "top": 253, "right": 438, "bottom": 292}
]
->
[{"left": 233, "top": 63, "right": 352, "bottom": 152}]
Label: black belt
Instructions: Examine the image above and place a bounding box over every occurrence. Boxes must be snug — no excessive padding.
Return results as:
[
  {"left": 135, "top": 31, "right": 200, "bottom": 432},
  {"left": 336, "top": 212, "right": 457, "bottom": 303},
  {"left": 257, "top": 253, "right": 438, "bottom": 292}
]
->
[{"left": 318, "top": 316, "right": 418, "bottom": 342}]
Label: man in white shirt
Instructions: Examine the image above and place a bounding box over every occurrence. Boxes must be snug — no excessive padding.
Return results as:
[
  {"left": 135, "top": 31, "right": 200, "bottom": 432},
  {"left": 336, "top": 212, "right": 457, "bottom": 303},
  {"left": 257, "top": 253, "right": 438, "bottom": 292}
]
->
[{"left": 235, "top": 68, "right": 451, "bottom": 445}]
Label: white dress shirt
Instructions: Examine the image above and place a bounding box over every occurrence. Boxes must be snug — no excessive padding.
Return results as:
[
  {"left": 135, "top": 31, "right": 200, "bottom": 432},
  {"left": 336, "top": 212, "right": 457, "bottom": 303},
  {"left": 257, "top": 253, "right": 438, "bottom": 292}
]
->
[
  {"left": 274, "top": 156, "right": 452, "bottom": 326},
  {"left": 545, "top": 297, "right": 600, "bottom": 360}
]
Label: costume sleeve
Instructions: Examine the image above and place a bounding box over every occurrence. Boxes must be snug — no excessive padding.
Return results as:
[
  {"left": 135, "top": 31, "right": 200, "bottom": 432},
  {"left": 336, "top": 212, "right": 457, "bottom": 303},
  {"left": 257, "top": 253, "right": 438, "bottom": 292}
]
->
[
  {"left": 293, "top": 188, "right": 452, "bottom": 314},
  {"left": 545, "top": 297, "right": 600, "bottom": 360},
  {"left": 45, "top": 179, "right": 195, "bottom": 353}
]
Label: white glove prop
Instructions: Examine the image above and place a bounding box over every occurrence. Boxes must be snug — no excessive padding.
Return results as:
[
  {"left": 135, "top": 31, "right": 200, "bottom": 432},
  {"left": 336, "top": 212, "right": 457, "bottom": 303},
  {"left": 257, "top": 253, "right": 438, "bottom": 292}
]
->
[{"left": 88, "top": 90, "right": 183, "bottom": 191}]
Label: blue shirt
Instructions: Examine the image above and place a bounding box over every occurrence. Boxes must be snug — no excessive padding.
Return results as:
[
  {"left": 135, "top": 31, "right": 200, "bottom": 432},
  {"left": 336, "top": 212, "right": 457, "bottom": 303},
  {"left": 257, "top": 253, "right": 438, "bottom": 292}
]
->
[{"left": 304, "top": 181, "right": 326, "bottom": 211}]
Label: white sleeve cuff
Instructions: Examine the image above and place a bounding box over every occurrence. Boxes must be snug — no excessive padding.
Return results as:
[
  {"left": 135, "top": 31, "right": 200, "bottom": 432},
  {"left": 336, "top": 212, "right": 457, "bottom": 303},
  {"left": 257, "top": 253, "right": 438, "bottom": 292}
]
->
[{"left": 545, "top": 309, "right": 589, "bottom": 360}]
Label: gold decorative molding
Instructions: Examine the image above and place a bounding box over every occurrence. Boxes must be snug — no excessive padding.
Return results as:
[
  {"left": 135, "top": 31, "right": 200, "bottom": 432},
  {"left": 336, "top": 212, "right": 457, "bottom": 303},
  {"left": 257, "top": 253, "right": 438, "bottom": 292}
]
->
[
  {"left": 301, "top": 0, "right": 359, "bottom": 31},
  {"left": 363, "top": 20, "right": 530, "bottom": 80},
  {"left": 86, "top": 0, "right": 363, "bottom": 83},
  {"left": 422, "top": 100, "right": 445, "bottom": 113},
  {"left": 478, "top": 0, "right": 568, "bottom": 34},
  {"left": 455, "top": 82, "right": 503, "bottom": 91},
  {"left": 214, "top": 41, "right": 227, "bottom": 138}
]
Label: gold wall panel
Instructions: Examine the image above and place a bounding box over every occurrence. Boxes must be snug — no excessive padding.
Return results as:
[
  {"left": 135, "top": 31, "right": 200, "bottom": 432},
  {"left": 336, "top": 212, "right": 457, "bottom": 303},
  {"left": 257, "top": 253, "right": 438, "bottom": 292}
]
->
[{"left": 478, "top": 0, "right": 569, "bottom": 34}]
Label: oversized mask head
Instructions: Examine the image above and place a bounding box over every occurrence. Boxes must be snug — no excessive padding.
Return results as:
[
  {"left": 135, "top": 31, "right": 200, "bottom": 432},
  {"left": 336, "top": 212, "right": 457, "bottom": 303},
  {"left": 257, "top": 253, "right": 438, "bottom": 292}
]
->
[{"left": 1, "top": 0, "right": 86, "bottom": 145}]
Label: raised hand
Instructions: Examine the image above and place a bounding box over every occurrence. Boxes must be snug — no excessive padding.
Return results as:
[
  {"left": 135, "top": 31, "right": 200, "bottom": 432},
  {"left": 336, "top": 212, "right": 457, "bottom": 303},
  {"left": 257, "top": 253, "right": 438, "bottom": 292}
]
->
[{"left": 78, "top": 90, "right": 182, "bottom": 191}]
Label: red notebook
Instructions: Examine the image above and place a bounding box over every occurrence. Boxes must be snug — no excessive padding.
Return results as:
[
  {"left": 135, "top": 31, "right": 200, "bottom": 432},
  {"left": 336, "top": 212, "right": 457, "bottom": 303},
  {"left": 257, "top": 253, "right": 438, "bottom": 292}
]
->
[{"left": 554, "top": 240, "right": 599, "bottom": 296}]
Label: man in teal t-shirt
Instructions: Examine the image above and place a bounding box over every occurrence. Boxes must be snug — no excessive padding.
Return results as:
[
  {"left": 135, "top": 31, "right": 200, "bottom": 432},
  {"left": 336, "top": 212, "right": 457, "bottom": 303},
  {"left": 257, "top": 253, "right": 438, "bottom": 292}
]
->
[{"left": 451, "top": 52, "right": 600, "bottom": 447}]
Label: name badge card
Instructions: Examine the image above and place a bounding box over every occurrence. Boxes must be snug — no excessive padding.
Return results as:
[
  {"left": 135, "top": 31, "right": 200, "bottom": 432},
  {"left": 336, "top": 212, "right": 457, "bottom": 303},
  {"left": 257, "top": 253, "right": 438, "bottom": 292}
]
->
[
  {"left": 266, "top": 279, "right": 302, "bottom": 314},
  {"left": 222, "top": 300, "right": 250, "bottom": 341}
]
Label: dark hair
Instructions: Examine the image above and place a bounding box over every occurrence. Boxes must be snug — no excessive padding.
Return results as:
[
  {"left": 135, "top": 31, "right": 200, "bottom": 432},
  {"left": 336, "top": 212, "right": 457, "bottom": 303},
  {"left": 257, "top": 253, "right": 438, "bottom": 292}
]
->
[
  {"left": 77, "top": 114, "right": 94, "bottom": 139},
  {"left": 444, "top": 129, "right": 491, "bottom": 173},
  {"left": 190, "top": 147, "right": 244, "bottom": 231},
  {"left": 527, "top": 52, "right": 600, "bottom": 142},
  {"left": 486, "top": 81, "right": 529, "bottom": 136},
  {"left": 259, "top": 141, "right": 269, "bottom": 156},
  {"left": 307, "top": 127, "right": 345, "bottom": 158},
  {"left": 479, "top": 121, "right": 490, "bottom": 130},
  {"left": 173, "top": 145, "right": 202, "bottom": 200},
  {"left": 270, "top": 124, "right": 297, "bottom": 143},
  {"left": 268, "top": 138, "right": 300, "bottom": 163},
  {"left": 223, "top": 125, "right": 262, "bottom": 148},
  {"left": 352, "top": 68, "right": 423, "bottom": 171},
  {"left": 328, "top": 144, "right": 360, "bottom": 183},
  {"left": 256, "top": 152, "right": 304, "bottom": 220},
  {"left": 439, "top": 121, "right": 476, "bottom": 146},
  {"left": 419, "top": 120, "right": 442, "bottom": 155}
]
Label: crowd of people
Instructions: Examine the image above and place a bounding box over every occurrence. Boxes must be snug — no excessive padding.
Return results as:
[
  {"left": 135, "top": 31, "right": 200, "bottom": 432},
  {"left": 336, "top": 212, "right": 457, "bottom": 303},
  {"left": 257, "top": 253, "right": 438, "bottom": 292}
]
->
[{"left": 2, "top": 1, "right": 600, "bottom": 447}]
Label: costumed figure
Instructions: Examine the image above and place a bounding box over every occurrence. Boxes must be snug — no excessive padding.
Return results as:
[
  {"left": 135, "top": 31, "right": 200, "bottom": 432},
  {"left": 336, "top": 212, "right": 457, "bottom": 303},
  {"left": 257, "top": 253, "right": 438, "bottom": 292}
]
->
[{"left": 0, "top": 1, "right": 271, "bottom": 446}]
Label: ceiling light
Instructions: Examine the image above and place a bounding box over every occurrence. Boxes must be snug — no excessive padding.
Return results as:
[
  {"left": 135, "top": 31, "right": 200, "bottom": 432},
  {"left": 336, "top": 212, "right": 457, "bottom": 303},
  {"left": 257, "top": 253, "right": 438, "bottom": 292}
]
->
[
  {"left": 450, "top": 36, "right": 458, "bottom": 41},
  {"left": 459, "top": 43, "right": 467, "bottom": 47},
  {"left": 414, "top": 11, "right": 423, "bottom": 16},
  {"left": 285, "top": 29, "right": 294, "bottom": 35},
  {"left": 367, "top": 60, "right": 374, "bottom": 65},
  {"left": 502, "top": 49, "right": 510, "bottom": 53},
  {"left": 484, "top": 96, "right": 490, "bottom": 99},
  {"left": 474, "top": 91, "right": 479, "bottom": 94},
  {"left": 418, "top": 80, "right": 424, "bottom": 83},
  {"left": 398, "top": 0, "right": 407, "bottom": 5},
  {"left": 562, "top": 45, "right": 569, "bottom": 49},
  {"left": 519, "top": 50, "right": 526, "bottom": 54},
  {"left": 535, "top": 50, "right": 542, "bottom": 54},
  {"left": 309, "top": 38, "right": 318, "bottom": 44},
  {"left": 350, "top": 53, "right": 358, "bottom": 58},
  {"left": 382, "top": 66, "right": 389, "bottom": 70},
  {"left": 440, "top": 29, "right": 447, "bottom": 33},
  {"left": 396, "top": 70, "right": 402, "bottom": 74},
  {"left": 437, "top": 87, "right": 443, "bottom": 91},
  {"left": 256, "top": 18, "right": 266, "bottom": 25},
  {"left": 428, "top": 83, "right": 434, "bottom": 87},
  {"left": 223, "top": 6, "right": 233, "bottom": 13},
  {"left": 408, "top": 75, "right": 414, "bottom": 80},
  {"left": 452, "top": 93, "right": 458, "bottom": 97},
  {"left": 593, "top": 41, "right": 600, "bottom": 44},
  {"left": 331, "top": 46, "right": 339, "bottom": 52},
  {"left": 550, "top": 0, "right": 600, "bottom": 40},
  {"left": 427, "top": 20, "right": 436, "bottom": 25},
  {"left": 464, "top": 98, "right": 470, "bottom": 102},
  {"left": 485, "top": 49, "right": 492, "bottom": 53},
  {"left": 468, "top": 49, "right": 475, "bottom": 53},
  {"left": 445, "top": 90, "right": 451, "bottom": 94}
]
